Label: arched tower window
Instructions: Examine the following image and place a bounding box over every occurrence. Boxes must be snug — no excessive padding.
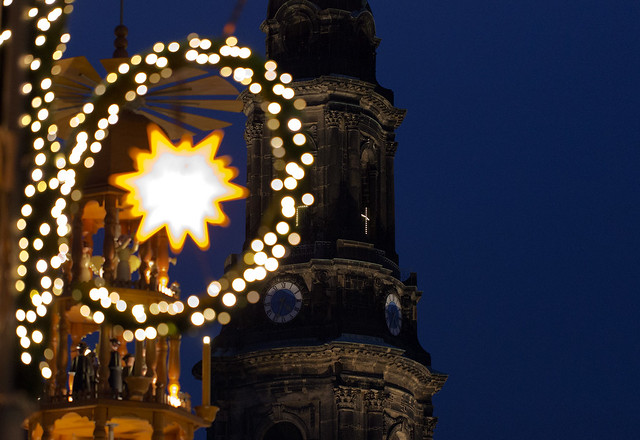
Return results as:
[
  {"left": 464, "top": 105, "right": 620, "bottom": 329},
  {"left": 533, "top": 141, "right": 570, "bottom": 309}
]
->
[
  {"left": 282, "top": 11, "right": 314, "bottom": 54},
  {"left": 263, "top": 421, "right": 304, "bottom": 440},
  {"left": 360, "top": 138, "right": 378, "bottom": 237}
]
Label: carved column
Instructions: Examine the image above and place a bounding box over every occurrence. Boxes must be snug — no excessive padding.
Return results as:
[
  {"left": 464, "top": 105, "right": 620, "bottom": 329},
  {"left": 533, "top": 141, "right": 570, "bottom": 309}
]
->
[
  {"left": 145, "top": 338, "right": 157, "bottom": 399},
  {"left": 68, "top": 331, "right": 81, "bottom": 397},
  {"left": 364, "top": 390, "right": 386, "bottom": 440},
  {"left": 55, "top": 301, "right": 69, "bottom": 397},
  {"left": 156, "top": 229, "right": 170, "bottom": 290},
  {"left": 244, "top": 121, "right": 264, "bottom": 243},
  {"left": 152, "top": 411, "right": 165, "bottom": 440},
  {"left": 97, "top": 324, "right": 112, "bottom": 396},
  {"left": 70, "top": 201, "right": 85, "bottom": 282},
  {"left": 258, "top": 121, "right": 272, "bottom": 228},
  {"left": 131, "top": 339, "right": 142, "bottom": 377},
  {"left": 366, "top": 139, "right": 380, "bottom": 245},
  {"left": 323, "top": 110, "right": 343, "bottom": 242},
  {"left": 424, "top": 416, "right": 438, "bottom": 440},
  {"left": 149, "top": 234, "right": 159, "bottom": 289},
  {"left": 103, "top": 194, "right": 118, "bottom": 283},
  {"left": 48, "top": 310, "right": 59, "bottom": 397},
  {"left": 125, "top": 338, "right": 152, "bottom": 400},
  {"left": 138, "top": 239, "right": 152, "bottom": 288},
  {"left": 384, "top": 141, "right": 397, "bottom": 258},
  {"left": 81, "top": 218, "right": 96, "bottom": 250},
  {"left": 93, "top": 405, "right": 107, "bottom": 440},
  {"left": 345, "top": 113, "right": 362, "bottom": 237},
  {"left": 56, "top": 302, "right": 70, "bottom": 396},
  {"left": 334, "top": 386, "right": 358, "bottom": 440},
  {"left": 155, "top": 337, "right": 168, "bottom": 403}
]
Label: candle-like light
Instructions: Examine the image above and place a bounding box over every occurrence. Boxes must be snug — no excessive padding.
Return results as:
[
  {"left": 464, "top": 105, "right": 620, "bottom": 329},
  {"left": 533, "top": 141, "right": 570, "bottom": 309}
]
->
[{"left": 202, "top": 336, "right": 211, "bottom": 406}]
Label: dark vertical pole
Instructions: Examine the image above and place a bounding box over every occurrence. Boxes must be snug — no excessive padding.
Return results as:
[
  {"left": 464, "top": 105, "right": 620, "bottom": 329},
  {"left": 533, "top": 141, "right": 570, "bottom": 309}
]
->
[{"left": 0, "top": 1, "right": 34, "bottom": 438}]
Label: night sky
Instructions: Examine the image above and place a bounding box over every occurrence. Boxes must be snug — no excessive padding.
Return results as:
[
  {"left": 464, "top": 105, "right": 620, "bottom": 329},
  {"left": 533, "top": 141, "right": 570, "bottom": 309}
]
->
[{"left": 64, "top": 1, "right": 640, "bottom": 439}]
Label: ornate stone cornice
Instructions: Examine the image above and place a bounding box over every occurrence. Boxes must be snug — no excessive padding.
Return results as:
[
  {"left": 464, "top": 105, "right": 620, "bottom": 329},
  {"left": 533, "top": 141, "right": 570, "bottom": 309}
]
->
[
  {"left": 242, "top": 76, "right": 405, "bottom": 135},
  {"left": 285, "top": 76, "right": 406, "bottom": 129},
  {"left": 360, "top": 94, "right": 406, "bottom": 129},
  {"left": 292, "top": 76, "right": 376, "bottom": 97},
  {"left": 324, "top": 109, "right": 343, "bottom": 127},
  {"left": 213, "top": 341, "right": 447, "bottom": 396},
  {"left": 281, "top": 258, "right": 410, "bottom": 300}
]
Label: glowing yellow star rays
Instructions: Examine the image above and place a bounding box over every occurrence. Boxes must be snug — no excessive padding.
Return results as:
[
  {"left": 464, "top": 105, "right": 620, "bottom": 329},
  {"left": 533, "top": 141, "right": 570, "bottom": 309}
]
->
[{"left": 112, "top": 124, "right": 247, "bottom": 251}]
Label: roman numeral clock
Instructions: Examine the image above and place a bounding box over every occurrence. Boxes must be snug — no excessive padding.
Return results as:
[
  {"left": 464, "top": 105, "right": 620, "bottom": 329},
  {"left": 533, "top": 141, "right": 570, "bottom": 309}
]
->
[{"left": 263, "top": 280, "right": 303, "bottom": 324}]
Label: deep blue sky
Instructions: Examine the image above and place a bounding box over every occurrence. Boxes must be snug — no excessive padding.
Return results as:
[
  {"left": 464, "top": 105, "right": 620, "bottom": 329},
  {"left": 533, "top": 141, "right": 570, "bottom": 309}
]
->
[{"left": 65, "top": 1, "right": 640, "bottom": 439}]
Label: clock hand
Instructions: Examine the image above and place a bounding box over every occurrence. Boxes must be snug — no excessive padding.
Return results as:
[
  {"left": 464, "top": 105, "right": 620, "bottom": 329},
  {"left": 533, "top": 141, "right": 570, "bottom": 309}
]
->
[{"left": 277, "top": 295, "right": 291, "bottom": 315}]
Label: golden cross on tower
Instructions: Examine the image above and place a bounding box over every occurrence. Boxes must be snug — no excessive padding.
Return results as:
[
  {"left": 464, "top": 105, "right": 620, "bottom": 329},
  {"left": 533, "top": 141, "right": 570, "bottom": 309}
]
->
[{"left": 361, "top": 207, "right": 370, "bottom": 235}]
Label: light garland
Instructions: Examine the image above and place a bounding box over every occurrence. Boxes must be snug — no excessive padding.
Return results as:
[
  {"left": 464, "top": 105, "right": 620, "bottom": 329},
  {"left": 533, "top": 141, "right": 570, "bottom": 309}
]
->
[{"left": 9, "top": 0, "right": 313, "bottom": 379}]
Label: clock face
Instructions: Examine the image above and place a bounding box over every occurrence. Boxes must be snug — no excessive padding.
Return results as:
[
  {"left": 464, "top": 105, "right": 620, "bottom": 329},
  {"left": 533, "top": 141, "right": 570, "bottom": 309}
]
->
[
  {"left": 385, "top": 294, "right": 402, "bottom": 336},
  {"left": 264, "top": 281, "right": 303, "bottom": 323}
]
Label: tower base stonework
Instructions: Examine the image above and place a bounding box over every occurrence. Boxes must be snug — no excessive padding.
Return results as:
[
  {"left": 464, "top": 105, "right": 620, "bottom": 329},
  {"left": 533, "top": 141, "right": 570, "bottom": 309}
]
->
[
  {"left": 208, "top": 257, "right": 446, "bottom": 440},
  {"left": 211, "top": 342, "right": 445, "bottom": 440}
]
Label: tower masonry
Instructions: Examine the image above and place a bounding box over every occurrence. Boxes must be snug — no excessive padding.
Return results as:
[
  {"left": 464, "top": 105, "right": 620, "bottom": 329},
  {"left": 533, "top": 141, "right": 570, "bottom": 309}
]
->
[{"left": 201, "top": 2, "right": 447, "bottom": 439}]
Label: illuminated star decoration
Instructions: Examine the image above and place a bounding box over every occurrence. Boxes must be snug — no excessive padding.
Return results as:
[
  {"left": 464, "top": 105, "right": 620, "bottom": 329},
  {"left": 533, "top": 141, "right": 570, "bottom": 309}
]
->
[{"left": 112, "top": 123, "right": 247, "bottom": 252}]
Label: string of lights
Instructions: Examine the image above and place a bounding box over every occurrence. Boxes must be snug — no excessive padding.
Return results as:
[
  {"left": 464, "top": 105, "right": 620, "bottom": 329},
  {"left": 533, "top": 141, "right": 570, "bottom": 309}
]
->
[{"left": 8, "top": 0, "right": 314, "bottom": 380}]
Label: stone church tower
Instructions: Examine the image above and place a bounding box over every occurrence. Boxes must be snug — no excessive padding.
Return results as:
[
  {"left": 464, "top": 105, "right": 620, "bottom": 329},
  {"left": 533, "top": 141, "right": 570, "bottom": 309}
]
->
[{"left": 205, "top": 1, "right": 447, "bottom": 438}]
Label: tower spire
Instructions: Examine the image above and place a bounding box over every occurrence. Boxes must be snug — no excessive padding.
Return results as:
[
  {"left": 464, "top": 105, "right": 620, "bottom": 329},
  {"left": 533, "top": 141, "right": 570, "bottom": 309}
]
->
[
  {"left": 264, "top": 0, "right": 378, "bottom": 83},
  {"left": 113, "top": 0, "right": 128, "bottom": 58},
  {"left": 206, "top": 3, "right": 447, "bottom": 438}
]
